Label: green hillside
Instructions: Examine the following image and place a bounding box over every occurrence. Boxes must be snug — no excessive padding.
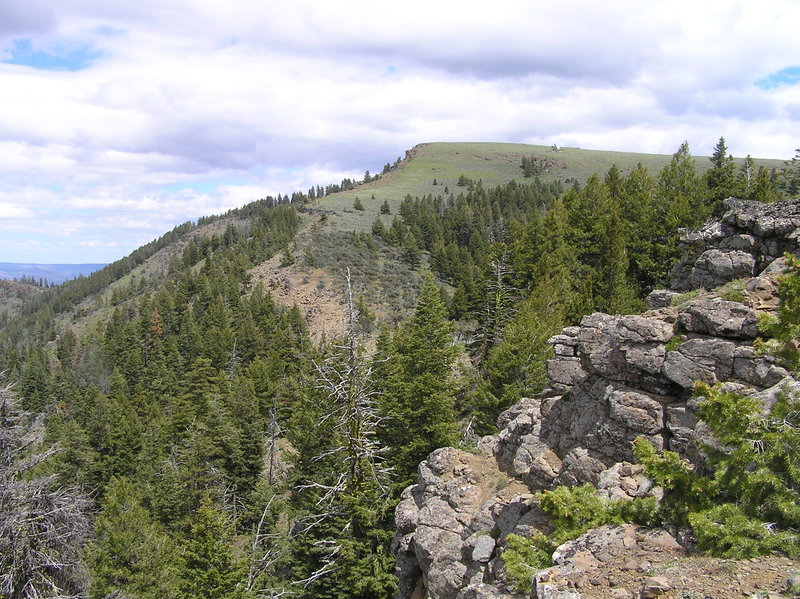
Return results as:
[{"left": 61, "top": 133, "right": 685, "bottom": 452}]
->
[{"left": 323, "top": 141, "right": 784, "bottom": 231}]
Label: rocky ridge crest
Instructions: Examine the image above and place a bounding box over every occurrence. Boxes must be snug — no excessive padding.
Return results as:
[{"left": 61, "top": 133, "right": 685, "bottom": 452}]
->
[{"left": 392, "top": 199, "right": 800, "bottom": 599}]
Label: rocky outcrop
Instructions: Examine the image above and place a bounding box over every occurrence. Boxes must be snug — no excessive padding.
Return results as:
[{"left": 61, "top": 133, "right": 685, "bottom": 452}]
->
[
  {"left": 393, "top": 447, "right": 544, "bottom": 599},
  {"left": 670, "top": 198, "right": 800, "bottom": 291},
  {"left": 393, "top": 199, "right": 800, "bottom": 599}
]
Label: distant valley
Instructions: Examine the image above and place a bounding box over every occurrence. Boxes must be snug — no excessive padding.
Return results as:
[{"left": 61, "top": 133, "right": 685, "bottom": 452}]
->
[{"left": 0, "top": 262, "right": 106, "bottom": 285}]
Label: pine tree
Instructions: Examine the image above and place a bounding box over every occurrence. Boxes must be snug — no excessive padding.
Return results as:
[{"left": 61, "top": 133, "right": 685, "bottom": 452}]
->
[
  {"left": 378, "top": 272, "right": 459, "bottom": 483},
  {"left": 653, "top": 141, "right": 707, "bottom": 284},
  {"left": 750, "top": 166, "right": 780, "bottom": 203},
  {"left": 472, "top": 242, "right": 517, "bottom": 366},
  {"left": 780, "top": 147, "right": 800, "bottom": 197},
  {"left": 177, "top": 495, "right": 250, "bottom": 599},
  {"left": 705, "top": 136, "right": 740, "bottom": 212},
  {"left": 288, "top": 271, "right": 396, "bottom": 599},
  {"left": 473, "top": 277, "right": 565, "bottom": 434},
  {"left": 88, "top": 477, "right": 178, "bottom": 599}
]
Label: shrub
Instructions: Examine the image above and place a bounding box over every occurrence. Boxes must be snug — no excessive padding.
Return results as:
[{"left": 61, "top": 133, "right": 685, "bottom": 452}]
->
[
  {"left": 635, "top": 381, "right": 800, "bottom": 558},
  {"left": 502, "top": 484, "right": 658, "bottom": 592},
  {"left": 756, "top": 253, "right": 800, "bottom": 371},
  {"left": 665, "top": 334, "right": 687, "bottom": 352},
  {"left": 502, "top": 533, "right": 551, "bottom": 593}
]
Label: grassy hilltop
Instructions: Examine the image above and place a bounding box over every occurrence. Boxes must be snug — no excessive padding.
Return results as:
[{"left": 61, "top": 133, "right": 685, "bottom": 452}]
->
[{"left": 323, "top": 141, "right": 783, "bottom": 231}]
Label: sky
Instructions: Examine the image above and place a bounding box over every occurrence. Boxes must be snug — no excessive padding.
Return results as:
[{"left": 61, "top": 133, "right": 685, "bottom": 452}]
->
[{"left": 0, "top": 1, "right": 798, "bottom": 264}]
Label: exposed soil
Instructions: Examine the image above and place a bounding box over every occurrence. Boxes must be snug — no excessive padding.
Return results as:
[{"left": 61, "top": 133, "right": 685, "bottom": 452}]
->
[
  {"left": 249, "top": 254, "right": 347, "bottom": 341},
  {"left": 554, "top": 551, "right": 800, "bottom": 599}
]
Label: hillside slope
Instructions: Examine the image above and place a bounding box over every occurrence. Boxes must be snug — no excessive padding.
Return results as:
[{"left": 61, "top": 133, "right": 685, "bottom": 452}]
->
[
  {"left": 320, "top": 142, "right": 783, "bottom": 232},
  {"left": 1, "top": 141, "right": 784, "bottom": 347}
]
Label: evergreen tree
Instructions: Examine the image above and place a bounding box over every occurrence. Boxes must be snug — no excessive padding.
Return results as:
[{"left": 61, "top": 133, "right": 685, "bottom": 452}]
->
[
  {"left": 652, "top": 141, "right": 707, "bottom": 284},
  {"left": 472, "top": 242, "right": 517, "bottom": 366},
  {"left": 288, "top": 272, "right": 396, "bottom": 598},
  {"left": 780, "top": 147, "right": 800, "bottom": 197},
  {"left": 472, "top": 277, "right": 565, "bottom": 434},
  {"left": 88, "top": 477, "right": 178, "bottom": 599},
  {"left": 177, "top": 495, "right": 250, "bottom": 599},
  {"left": 378, "top": 272, "right": 459, "bottom": 483},
  {"left": 750, "top": 166, "right": 780, "bottom": 203},
  {"left": 705, "top": 136, "right": 740, "bottom": 212},
  {"left": 595, "top": 209, "right": 643, "bottom": 315}
]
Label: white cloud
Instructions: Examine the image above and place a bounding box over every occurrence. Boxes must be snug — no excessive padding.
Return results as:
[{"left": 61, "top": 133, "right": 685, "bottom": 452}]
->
[
  {"left": 0, "top": 0, "right": 798, "bottom": 262},
  {"left": 0, "top": 203, "right": 35, "bottom": 219}
]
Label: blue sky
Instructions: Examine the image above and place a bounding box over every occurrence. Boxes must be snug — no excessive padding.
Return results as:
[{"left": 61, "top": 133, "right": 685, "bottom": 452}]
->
[
  {"left": 2, "top": 38, "right": 100, "bottom": 70},
  {"left": 0, "top": 0, "right": 798, "bottom": 264},
  {"left": 755, "top": 66, "right": 800, "bottom": 90}
]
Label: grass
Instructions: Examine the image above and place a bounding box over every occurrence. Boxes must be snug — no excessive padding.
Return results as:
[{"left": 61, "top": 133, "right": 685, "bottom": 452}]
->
[
  {"left": 319, "top": 142, "right": 784, "bottom": 232},
  {"left": 670, "top": 288, "right": 703, "bottom": 308},
  {"left": 716, "top": 279, "right": 749, "bottom": 303}
]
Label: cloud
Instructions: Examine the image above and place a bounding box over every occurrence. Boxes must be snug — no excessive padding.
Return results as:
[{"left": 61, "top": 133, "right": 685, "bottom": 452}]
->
[
  {"left": 79, "top": 239, "right": 118, "bottom": 247},
  {"left": 0, "top": 203, "right": 35, "bottom": 219},
  {"left": 0, "top": 0, "right": 799, "bottom": 262}
]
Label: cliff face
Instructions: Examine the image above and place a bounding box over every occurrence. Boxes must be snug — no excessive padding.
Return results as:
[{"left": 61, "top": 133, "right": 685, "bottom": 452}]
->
[{"left": 392, "top": 199, "right": 800, "bottom": 599}]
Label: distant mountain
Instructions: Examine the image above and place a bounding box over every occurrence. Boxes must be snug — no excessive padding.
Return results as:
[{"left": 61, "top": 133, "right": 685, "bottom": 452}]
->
[{"left": 0, "top": 263, "right": 106, "bottom": 285}]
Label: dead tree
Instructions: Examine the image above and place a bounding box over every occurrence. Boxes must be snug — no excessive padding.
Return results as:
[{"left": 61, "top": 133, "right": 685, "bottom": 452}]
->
[
  {"left": 294, "top": 269, "right": 392, "bottom": 587},
  {"left": 0, "top": 374, "right": 91, "bottom": 599}
]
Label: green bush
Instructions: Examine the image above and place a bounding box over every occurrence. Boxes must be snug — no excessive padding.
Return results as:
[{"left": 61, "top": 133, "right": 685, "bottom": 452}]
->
[
  {"left": 502, "top": 484, "right": 658, "bottom": 592},
  {"left": 635, "top": 381, "right": 800, "bottom": 558},
  {"left": 502, "top": 534, "right": 551, "bottom": 593},
  {"left": 665, "top": 334, "right": 687, "bottom": 352},
  {"left": 688, "top": 504, "right": 799, "bottom": 558},
  {"left": 756, "top": 253, "right": 800, "bottom": 371}
]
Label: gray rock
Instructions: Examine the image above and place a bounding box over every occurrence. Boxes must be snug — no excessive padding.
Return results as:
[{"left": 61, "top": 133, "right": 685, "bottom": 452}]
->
[
  {"left": 640, "top": 576, "right": 671, "bottom": 598},
  {"left": 672, "top": 199, "right": 800, "bottom": 290},
  {"left": 607, "top": 388, "right": 663, "bottom": 434},
  {"left": 395, "top": 494, "right": 420, "bottom": 534},
  {"left": 733, "top": 346, "right": 789, "bottom": 387},
  {"left": 532, "top": 582, "right": 582, "bottom": 599},
  {"left": 471, "top": 535, "right": 496, "bottom": 563},
  {"left": 720, "top": 233, "right": 756, "bottom": 250},
  {"left": 662, "top": 338, "right": 735, "bottom": 388},
  {"left": 646, "top": 289, "right": 680, "bottom": 309},
  {"left": 546, "top": 357, "right": 586, "bottom": 390},
  {"left": 689, "top": 248, "right": 755, "bottom": 288},
  {"left": 677, "top": 297, "right": 758, "bottom": 339},
  {"left": 455, "top": 584, "right": 512, "bottom": 599}
]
